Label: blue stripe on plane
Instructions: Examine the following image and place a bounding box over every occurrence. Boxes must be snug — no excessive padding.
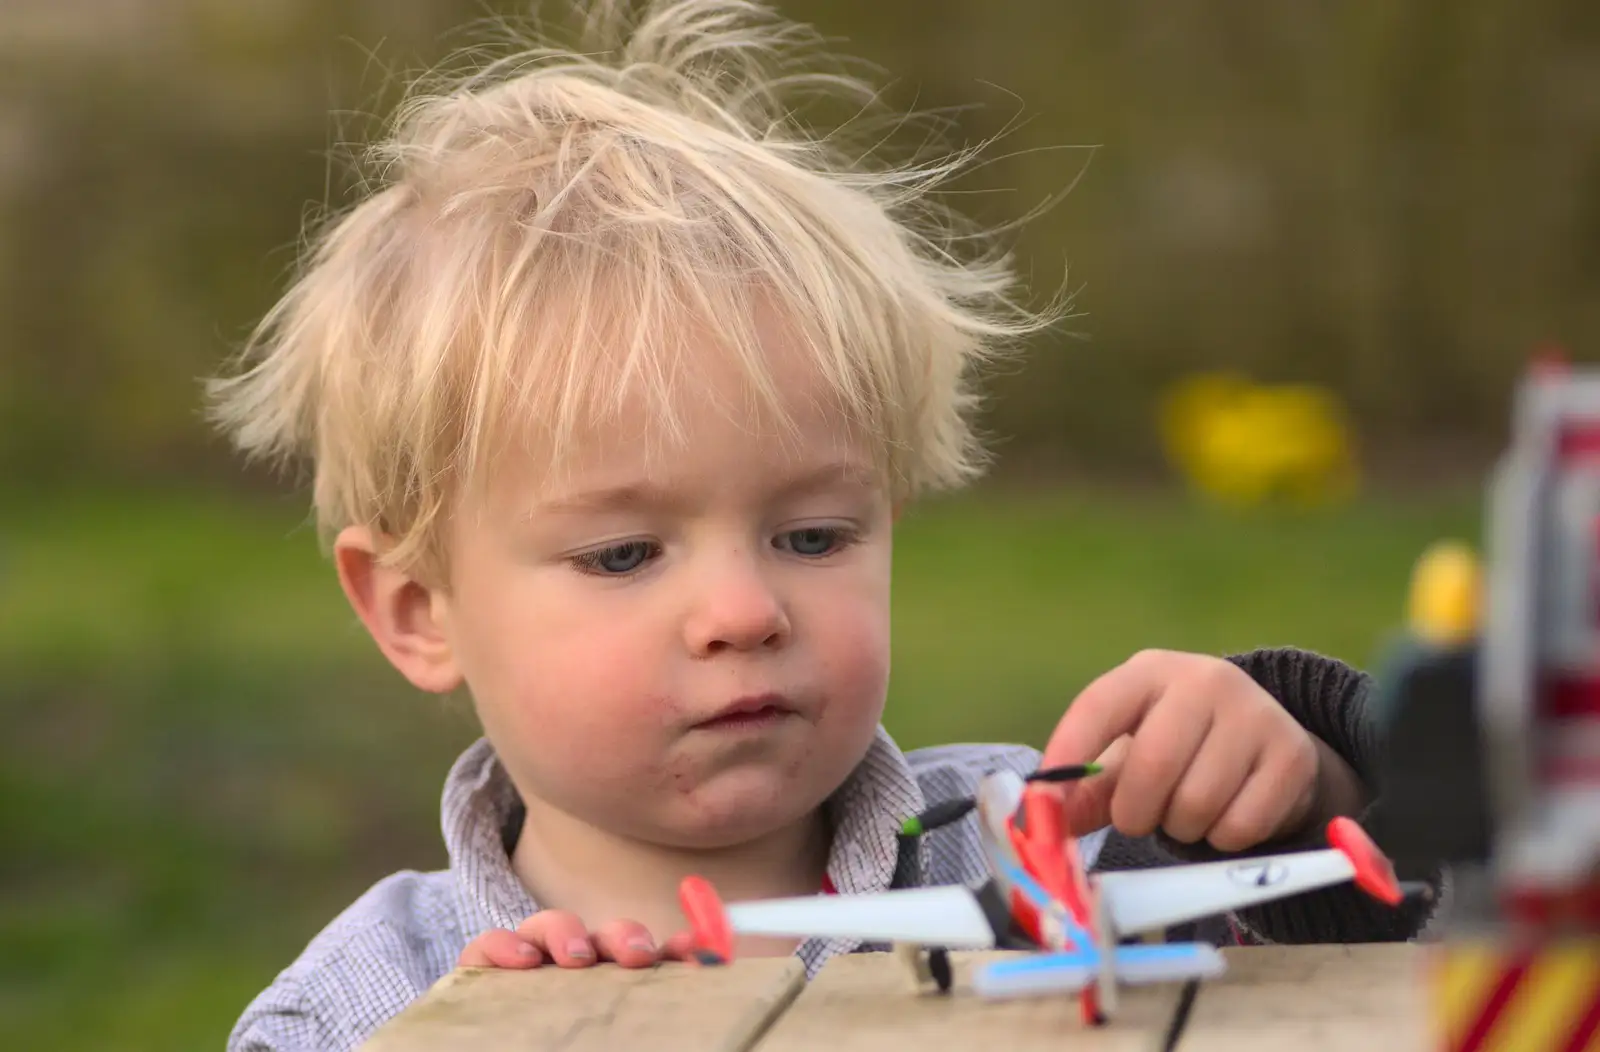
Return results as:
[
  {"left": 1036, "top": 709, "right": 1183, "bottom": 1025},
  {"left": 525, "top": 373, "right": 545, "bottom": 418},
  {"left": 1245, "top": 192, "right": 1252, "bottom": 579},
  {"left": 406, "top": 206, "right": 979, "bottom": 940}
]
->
[
  {"left": 980, "top": 941, "right": 1216, "bottom": 979},
  {"left": 995, "top": 856, "right": 1049, "bottom": 909},
  {"left": 993, "top": 855, "right": 1093, "bottom": 948},
  {"left": 1106, "top": 943, "right": 1218, "bottom": 966}
]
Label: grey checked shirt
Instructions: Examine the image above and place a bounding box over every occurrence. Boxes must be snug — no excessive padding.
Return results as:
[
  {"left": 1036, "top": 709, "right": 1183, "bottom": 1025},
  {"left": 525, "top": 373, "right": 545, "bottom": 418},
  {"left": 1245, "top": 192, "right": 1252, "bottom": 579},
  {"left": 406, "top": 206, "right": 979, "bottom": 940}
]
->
[{"left": 226, "top": 726, "right": 1109, "bottom": 1052}]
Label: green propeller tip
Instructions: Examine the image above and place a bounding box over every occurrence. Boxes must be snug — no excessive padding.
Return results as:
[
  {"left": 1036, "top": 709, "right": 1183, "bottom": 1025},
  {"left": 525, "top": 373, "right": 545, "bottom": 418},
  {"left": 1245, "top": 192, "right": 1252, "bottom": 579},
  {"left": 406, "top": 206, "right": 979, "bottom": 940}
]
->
[
  {"left": 1025, "top": 762, "right": 1105, "bottom": 783},
  {"left": 899, "top": 816, "right": 924, "bottom": 837}
]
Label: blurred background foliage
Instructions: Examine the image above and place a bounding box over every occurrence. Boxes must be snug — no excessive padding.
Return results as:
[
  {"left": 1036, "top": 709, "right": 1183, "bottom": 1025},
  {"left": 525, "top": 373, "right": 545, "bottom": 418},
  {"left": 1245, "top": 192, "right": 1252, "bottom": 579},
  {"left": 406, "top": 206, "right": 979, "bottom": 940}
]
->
[
  {"left": 0, "top": 1, "right": 1595, "bottom": 1048},
  {"left": 5, "top": 0, "right": 1600, "bottom": 487}
]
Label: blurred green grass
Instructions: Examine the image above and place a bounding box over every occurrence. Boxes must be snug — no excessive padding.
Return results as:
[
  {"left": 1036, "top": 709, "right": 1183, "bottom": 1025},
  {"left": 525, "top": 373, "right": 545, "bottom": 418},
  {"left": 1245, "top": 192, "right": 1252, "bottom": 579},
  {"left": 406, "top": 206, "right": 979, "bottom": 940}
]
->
[{"left": 0, "top": 483, "right": 1482, "bottom": 1050}]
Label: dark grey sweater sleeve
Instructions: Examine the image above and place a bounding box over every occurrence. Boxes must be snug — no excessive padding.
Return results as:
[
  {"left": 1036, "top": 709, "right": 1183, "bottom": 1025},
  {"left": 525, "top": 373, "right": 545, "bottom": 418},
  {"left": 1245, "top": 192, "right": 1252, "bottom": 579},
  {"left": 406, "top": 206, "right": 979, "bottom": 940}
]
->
[{"left": 1091, "top": 647, "right": 1443, "bottom": 944}]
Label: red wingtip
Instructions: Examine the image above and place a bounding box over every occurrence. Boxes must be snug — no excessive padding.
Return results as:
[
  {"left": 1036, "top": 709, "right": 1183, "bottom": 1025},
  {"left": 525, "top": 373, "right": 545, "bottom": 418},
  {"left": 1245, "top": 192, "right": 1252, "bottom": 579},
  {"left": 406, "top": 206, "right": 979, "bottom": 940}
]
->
[
  {"left": 678, "top": 875, "right": 734, "bottom": 965},
  {"left": 1326, "top": 817, "right": 1403, "bottom": 906}
]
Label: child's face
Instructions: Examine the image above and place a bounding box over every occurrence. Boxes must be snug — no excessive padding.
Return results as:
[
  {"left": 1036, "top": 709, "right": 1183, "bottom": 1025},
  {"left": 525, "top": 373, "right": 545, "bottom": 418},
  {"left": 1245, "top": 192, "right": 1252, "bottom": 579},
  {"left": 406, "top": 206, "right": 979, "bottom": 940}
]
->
[{"left": 435, "top": 311, "right": 894, "bottom": 850}]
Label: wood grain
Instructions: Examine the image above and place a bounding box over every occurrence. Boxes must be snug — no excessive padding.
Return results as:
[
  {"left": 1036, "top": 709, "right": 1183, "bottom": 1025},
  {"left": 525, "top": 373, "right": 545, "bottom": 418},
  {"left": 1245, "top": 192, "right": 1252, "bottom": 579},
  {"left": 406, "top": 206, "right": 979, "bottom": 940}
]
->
[
  {"left": 1168, "top": 943, "right": 1428, "bottom": 1052},
  {"left": 752, "top": 949, "right": 1184, "bottom": 1051},
  {"left": 360, "top": 944, "right": 1429, "bottom": 1051},
  {"left": 360, "top": 957, "right": 804, "bottom": 1052}
]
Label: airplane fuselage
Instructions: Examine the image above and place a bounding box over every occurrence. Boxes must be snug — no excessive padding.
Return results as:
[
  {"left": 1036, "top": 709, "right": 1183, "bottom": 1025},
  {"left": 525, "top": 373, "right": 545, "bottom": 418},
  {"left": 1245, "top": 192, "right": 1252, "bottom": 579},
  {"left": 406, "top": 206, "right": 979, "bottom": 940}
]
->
[{"left": 975, "top": 771, "right": 1099, "bottom": 954}]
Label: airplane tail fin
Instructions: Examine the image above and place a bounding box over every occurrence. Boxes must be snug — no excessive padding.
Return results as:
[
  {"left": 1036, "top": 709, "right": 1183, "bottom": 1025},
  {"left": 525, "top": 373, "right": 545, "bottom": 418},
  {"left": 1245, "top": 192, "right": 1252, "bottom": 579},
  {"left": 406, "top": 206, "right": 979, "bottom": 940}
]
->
[
  {"left": 1327, "top": 816, "right": 1404, "bottom": 906},
  {"left": 678, "top": 875, "right": 734, "bottom": 965}
]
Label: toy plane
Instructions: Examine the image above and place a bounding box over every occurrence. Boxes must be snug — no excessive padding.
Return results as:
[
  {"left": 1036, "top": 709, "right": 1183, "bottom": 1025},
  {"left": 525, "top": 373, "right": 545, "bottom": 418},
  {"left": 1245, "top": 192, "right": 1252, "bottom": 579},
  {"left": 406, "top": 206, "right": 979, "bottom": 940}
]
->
[{"left": 678, "top": 763, "right": 1411, "bottom": 1026}]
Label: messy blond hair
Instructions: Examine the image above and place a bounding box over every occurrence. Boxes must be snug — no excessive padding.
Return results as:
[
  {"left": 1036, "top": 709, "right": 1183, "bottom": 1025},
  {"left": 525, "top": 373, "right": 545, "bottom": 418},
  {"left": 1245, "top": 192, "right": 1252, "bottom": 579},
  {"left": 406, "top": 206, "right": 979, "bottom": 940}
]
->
[{"left": 205, "top": 0, "right": 1068, "bottom": 584}]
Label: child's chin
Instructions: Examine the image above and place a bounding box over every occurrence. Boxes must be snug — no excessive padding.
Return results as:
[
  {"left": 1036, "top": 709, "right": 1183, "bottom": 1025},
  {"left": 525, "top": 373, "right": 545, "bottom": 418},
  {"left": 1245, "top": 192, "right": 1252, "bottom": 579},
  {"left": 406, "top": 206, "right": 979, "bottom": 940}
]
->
[{"left": 651, "top": 767, "right": 836, "bottom": 848}]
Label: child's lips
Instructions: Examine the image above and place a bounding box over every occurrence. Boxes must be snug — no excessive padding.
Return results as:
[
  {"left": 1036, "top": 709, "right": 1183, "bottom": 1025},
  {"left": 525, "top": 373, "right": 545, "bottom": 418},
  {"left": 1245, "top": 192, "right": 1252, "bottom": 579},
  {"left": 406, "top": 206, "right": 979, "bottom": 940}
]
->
[{"left": 692, "top": 693, "right": 800, "bottom": 730}]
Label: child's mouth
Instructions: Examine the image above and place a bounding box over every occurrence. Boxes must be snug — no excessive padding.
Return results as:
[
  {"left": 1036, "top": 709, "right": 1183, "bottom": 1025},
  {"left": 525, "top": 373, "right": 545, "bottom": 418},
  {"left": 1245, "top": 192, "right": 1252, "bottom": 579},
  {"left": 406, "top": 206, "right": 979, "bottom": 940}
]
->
[{"left": 695, "top": 694, "right": 797, "bottom": 730}]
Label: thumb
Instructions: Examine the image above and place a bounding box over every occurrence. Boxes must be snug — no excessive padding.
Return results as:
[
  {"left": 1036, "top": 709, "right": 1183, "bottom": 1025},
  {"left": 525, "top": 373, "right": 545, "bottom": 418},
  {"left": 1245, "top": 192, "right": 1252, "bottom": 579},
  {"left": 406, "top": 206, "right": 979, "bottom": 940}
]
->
[{"left": 1057, "top": 735, "right": 1130, "bottom": 837}]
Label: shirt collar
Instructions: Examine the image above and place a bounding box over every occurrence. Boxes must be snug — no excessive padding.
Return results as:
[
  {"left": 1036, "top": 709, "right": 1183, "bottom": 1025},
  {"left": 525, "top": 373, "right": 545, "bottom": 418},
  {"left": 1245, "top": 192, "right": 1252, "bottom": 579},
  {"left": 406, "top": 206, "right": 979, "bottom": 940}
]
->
[
  {"left": 440, "top": 725, "right": 929, "bottom": 940},
  {"left": 440, "top": 737, "right": 539, "bottom": 933},
  {"left": 819, "top": 724, "right": 927, "bottom": 894}
]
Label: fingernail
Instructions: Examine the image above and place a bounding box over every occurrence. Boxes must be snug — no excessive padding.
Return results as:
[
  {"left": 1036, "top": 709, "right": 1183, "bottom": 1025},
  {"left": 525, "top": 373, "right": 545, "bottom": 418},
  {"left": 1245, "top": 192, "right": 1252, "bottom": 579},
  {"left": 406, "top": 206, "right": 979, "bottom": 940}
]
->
[
  {"left": 566, "top": 938, "right": 594, "bottom": 959},
  {"left": 628, "top": 934, "right": 655, "bottom": 953},
  {"left": 515, "top": 942, "right": 538, "bottom": 959}
]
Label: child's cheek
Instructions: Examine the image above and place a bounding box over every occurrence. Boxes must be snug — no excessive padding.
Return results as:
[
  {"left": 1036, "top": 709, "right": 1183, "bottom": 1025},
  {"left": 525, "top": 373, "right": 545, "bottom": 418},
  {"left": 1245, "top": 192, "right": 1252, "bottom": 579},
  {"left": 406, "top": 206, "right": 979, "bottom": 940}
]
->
[
  {"left": 517, "top": 629, "right": 662, "bottom": 726},
  {"left": 811, "top": 593, "right": 892, "bottom": 715},
  {"left": 488, "top": 646, "right": 673, "bottom": 802}
]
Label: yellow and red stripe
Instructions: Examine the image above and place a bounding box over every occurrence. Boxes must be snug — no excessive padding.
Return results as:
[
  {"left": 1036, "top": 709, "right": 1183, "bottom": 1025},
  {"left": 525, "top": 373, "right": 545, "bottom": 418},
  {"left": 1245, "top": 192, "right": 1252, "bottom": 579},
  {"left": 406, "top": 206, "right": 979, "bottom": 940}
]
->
[{"left": 1431, "top": 938, "right": 1600, "bottom": 1051}]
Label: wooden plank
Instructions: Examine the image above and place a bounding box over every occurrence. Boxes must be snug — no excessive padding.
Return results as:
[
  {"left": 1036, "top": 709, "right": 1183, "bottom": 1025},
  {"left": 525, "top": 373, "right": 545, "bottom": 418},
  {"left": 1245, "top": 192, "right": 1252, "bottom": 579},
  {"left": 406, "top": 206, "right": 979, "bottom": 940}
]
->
[
  {"left": 1175, "top": 944, "right": 1429, "bottom": 1051},
  {"left": 751, "top": 950, "right": 1185, "bottom": 1051},
  {"left": 751, "top": 944, "right": 1427, "bottom": 1052},
  {"left": 359, "top": 944, "right": 1429, "bottom": 1051},
  {"left": 359, "top": 956, "right": 805, "bottom": 1052}
]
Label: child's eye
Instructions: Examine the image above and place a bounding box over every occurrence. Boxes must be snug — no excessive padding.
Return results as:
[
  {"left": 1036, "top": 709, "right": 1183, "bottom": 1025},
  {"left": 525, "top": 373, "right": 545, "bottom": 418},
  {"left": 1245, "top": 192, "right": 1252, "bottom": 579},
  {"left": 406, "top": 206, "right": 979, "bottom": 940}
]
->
[
  {"left": 776, "top": 526, "right": 854, "bottom": 557},
  {"left": 569, "top": 540, "right": 659, "bottom": 575}
]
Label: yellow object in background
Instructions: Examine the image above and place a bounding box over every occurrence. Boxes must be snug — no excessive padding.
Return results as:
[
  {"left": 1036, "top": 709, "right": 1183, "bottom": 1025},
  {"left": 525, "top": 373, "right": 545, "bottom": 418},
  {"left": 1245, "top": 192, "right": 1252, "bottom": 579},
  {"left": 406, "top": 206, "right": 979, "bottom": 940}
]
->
[
  {"left": 1159, "top": 371, "right": 1360, "bottom": 509},
  {"left": 1406, "top": 540, "right": 1482, "bottom": 647}
]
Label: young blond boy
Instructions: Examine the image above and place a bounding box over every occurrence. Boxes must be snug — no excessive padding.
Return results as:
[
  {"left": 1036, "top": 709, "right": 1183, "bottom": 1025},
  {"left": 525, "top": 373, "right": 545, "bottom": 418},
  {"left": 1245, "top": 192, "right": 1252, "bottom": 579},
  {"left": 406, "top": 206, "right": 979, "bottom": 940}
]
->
[{"left": 209, "top": 2, "right": 1443, "bottom": 1048}]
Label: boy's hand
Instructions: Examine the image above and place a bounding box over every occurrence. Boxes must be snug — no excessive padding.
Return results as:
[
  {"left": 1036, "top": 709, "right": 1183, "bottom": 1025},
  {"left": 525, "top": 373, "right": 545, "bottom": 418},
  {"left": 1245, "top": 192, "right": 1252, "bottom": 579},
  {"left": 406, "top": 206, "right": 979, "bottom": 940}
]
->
[
  {"left": 457, "top": 911, "right": 697, "bottom": 969},
  {"left": 1040, "top": 649, "right": 1367, "bottom": 852}
]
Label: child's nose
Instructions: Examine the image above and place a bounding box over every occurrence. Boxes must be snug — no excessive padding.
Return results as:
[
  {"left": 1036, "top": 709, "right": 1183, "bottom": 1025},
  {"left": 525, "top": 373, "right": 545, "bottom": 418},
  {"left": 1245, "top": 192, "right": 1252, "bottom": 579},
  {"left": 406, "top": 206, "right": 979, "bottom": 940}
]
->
[{"left": 682, "top": 557, "right": 791, "bottom": 655}]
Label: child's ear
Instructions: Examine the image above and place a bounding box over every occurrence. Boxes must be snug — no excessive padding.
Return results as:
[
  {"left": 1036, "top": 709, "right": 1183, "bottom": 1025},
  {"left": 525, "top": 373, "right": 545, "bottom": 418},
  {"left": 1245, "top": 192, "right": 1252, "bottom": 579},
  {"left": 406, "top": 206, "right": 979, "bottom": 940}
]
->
[{"left": 333, "top": 526, "right": 463, "bottom": 694}]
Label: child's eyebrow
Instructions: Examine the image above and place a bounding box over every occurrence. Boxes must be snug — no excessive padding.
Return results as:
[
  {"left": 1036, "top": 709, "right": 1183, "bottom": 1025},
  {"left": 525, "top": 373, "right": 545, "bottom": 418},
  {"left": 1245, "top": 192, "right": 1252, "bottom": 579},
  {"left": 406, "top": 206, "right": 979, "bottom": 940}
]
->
[
  {"left": 534, "top": 460, "right": 877, "bottom": 516},
  {"left": 770, "top": 459, "right": 880, "bottom": 500}
]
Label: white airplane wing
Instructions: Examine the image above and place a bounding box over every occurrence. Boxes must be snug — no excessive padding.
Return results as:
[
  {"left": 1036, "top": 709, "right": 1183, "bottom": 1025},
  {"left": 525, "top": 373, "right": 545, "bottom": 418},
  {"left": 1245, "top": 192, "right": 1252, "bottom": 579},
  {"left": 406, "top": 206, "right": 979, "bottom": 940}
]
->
[
  {"left": 723, "top": 885, "right": 999, "bottom": 949},
  {"left": 1094, "top": 848, "right": 1357, "bottom": 937}
]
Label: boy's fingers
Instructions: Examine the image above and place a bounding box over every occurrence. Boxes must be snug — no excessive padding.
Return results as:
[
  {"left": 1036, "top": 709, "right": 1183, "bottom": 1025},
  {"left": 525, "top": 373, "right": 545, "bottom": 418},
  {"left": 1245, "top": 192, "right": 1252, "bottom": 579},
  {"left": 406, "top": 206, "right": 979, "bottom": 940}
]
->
[
  {"left": 1058, "top": 735, "right": 1130, "bottom": 836},
  {"left": 1160, "top": 722, "right": 1254, "bottom": 844},
  {"left": 1040, "top": 651, "right": 1176, "bottom": 771},
  {"left": 516, "top": 910, "right": 599, "bottom": 968},
  {"left": 458, "top": 929, "right": 543, "bottom": 969},
  {"left": 1208, "top": 736, "right": 1319, "bottom": 852},
  {"left": 1110, "top": 695, "right": 1213, "bottom": 838},
  {"left": 592, "top": 920, "right": 659, "bottom": 967}
]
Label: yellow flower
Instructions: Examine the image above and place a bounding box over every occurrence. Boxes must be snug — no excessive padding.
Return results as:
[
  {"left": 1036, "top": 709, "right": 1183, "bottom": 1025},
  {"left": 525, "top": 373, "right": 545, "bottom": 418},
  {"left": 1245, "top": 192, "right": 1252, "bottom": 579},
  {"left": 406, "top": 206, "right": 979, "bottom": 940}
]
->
[{"left": 1158, "top": 372, "right": 1359, "bottom": 508}]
